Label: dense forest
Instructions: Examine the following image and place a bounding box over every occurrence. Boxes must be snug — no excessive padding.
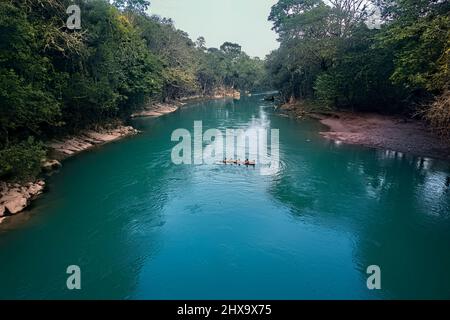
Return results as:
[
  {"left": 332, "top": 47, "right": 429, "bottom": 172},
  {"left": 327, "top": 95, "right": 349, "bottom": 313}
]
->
[
  {"left": 0, "top": 0, "right": 267, "bottom": 181},
  {"left": 266, "top": 0, "right": 449, "bottom": 127}
]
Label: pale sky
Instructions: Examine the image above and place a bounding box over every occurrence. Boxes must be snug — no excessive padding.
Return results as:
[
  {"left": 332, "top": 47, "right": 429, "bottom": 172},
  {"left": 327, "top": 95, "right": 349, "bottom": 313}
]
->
[{"left": 148, "top": 0, "right": 279, "bottom": 58}]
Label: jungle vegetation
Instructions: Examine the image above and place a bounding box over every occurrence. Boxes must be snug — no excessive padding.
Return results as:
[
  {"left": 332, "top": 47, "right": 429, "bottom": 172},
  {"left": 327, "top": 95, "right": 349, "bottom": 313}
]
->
[
  {"left": 266, "top": 0, "right": 449, "bottom": 129},
  {"left": 0, "top": 0, "right": 267, "bottom": 181}
]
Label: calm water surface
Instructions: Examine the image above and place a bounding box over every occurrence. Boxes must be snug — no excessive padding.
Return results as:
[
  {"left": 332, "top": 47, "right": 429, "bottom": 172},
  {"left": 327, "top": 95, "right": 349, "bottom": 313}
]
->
[{"left": 1, "top": 95, "right": 449, "bottom": 299}]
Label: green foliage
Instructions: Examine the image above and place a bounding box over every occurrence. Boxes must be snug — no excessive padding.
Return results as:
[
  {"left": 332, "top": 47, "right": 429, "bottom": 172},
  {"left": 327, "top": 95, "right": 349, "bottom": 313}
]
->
[
  {"left": 220, "top": 42, "right": 242, "bottom": 57},
  {"left": 0, "top": 137, "right": 46, "bottom": 182},
  {"left": 314, "top": 26, "right": 407, "bottom": 111},
  {"left": 0, "top": 1, "right": 62, "bottom": 146},
  {"left": 0, "top": 0, "right": 267, "bottom": 181},
  {"left": 135, "top": 15, "right": 267, "bottom": 99},
  {"left": 112, "top": 0, "right": 150, "bottom": 13},
  {"left": 269, "top": 0, "right": 332, "bottom": 41},
  {"left": 60, "top": 1, "right": 163, "bottom": 126},
  {"left": 376, "top": 3, "right": 450, "bottom": 93},
  {"left": 267, "top": 0, "right": 449, "bottom": 117}
]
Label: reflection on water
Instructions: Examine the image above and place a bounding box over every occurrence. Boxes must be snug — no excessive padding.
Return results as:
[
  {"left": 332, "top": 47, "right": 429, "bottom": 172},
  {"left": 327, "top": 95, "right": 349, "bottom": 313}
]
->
[
  {"left": 269, "top": 135, "right": 450, "bottom": 299},
  {"left": 0, "top": 95, "right": 449, "bottom": 299}
]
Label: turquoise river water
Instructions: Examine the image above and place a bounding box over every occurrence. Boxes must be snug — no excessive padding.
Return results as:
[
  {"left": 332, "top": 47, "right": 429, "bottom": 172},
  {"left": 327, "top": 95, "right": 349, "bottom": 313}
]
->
[{"left": 0, "top": 95, "right": 449, "bottom": 299}]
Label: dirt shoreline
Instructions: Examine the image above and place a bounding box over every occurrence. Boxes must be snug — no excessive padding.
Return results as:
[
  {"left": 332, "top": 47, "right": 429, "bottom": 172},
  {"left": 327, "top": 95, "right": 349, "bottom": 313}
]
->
[{"left": 313, "top": 111, "right": 450, "bottom": 160}]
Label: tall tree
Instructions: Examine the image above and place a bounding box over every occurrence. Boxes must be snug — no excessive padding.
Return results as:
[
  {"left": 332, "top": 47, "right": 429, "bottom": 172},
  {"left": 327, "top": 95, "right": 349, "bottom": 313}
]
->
[{"left": 113, "top": 0, "right": 150, "bottom": 13}]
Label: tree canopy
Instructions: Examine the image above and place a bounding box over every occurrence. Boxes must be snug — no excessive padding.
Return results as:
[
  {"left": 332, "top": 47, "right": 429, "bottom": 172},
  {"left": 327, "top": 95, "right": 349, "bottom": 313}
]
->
[{"left": 266, "top": 0, "right": 449, "bottom": 115}]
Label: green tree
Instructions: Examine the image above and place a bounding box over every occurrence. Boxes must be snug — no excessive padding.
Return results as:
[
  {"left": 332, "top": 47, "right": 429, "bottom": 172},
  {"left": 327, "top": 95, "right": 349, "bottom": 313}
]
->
[
  {"left": 113, "top": 0, "right": 150, "bottom": 13},
  {"left": 266, "top": 0, "right": 448, "bottom": 114},
  {"left": 0, "top": 137, "right": 46, "bottom": 182},
  {"left": 376, "top": 0, "right": 449, "bottom": 93}
]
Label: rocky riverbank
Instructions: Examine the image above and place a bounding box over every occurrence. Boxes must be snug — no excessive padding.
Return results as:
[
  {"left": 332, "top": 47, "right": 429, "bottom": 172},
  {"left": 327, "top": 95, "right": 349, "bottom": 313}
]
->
[
  {"left": 0, "top": 180, "right": 45, "bottom": 223},
  {"left": 48, "top": 125, "right": 139, "bottom": 158},
  {"left": 131, "top": 102, "right": 181, "bottom": 118},
  {"left": 0, "top": 125, "right": 139, "bottom": 224}
]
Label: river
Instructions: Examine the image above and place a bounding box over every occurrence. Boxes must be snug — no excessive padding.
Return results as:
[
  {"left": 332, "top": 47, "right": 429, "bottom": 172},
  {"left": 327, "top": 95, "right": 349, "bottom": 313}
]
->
[{"left": 1, "top": 95, "right": 449, "bottom": 299}]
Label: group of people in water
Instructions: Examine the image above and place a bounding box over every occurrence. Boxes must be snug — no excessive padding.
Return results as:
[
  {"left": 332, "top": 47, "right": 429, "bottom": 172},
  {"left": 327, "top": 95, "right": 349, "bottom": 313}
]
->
[{"left": 222, "top": 158, "right": 256, "bottom": 166}]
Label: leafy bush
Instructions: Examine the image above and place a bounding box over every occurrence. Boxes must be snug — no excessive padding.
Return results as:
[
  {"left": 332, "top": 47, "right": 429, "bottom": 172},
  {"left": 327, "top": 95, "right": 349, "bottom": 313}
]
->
[{"left": 0, "top": 138, "right": 46, "bottom": 182}]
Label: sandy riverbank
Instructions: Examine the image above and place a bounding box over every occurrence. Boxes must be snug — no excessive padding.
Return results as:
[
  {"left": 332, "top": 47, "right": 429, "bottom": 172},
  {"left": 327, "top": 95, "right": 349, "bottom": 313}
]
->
[{"left": 314, "top": 112, "right": 450, "bottom": 160}]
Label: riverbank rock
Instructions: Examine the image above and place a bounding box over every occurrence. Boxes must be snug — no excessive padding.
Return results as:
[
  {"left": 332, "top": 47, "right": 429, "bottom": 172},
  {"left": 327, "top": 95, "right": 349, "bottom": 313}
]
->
[
  {"left": 132, "top": 103, "right": 180, "bottom": 118},
  {"left": 42, "top": 159, "right": 62, "bottom": 172},
  {"left": 179, "top": 95, "right": 203, "bottom": 101},
  {"left": 132, "top": 94, "right": 243, "bottom": 119},
  {"left": 212, "top": 88, "right": 241, "bottom": 99},
  {"left": 0, "top": 180, "right": 45, "bottom": 216},
  {"left": 48, "top": 125, "right": 139, "bottom": 157},
  {"left": 4, "top": 193, "right": 27, "bottom": 215},
  {"left": 0, "top": 125, "right": 139, "bottom": 220}
]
